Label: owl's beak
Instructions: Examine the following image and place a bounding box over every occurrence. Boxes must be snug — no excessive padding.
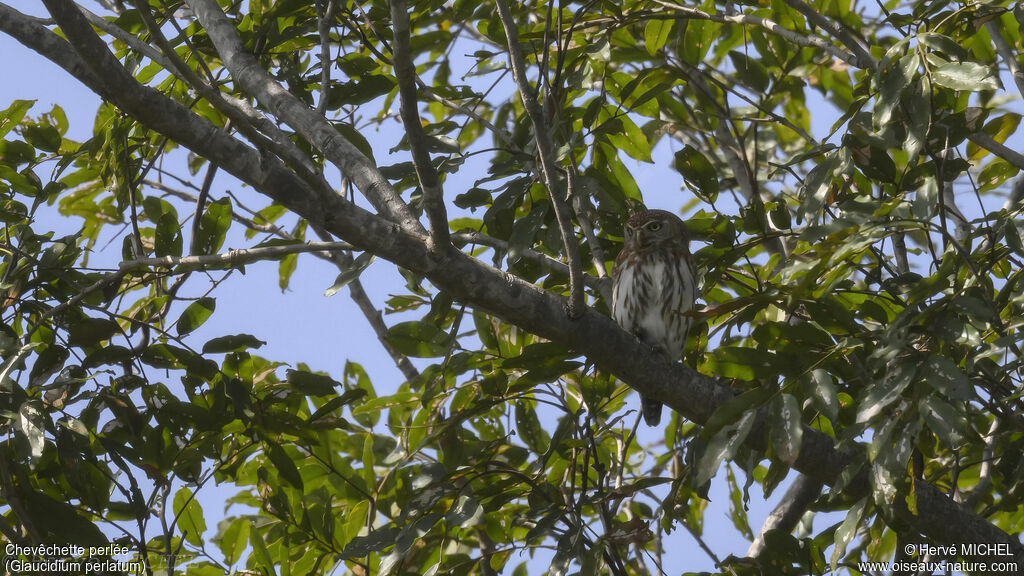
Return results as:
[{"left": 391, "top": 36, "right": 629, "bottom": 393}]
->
[{"left": 634, "top": 228, "right": 651, "bottom": 247}]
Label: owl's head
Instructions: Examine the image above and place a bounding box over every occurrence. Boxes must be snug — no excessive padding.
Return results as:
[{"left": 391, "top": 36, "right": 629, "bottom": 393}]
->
[{"left": 624, "top": 209, "right": 689, "bottom": 250}]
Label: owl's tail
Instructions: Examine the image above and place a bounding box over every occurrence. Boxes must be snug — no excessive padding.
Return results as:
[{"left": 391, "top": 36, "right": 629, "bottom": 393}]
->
[{"left": 641, "top": 397, "right": 662, "bottom": 426}]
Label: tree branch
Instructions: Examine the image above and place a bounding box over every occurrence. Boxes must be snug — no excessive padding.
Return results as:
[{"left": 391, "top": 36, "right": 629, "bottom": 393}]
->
[
  {"left": 567, "top": 166, "right": 613, "bottom": 304},
  {"left": 184, "top": 0, "right": 425, "bottom": 234},
  {"left": 650, "top": 0, "right": 864, "bottom": 69},
  {"left": 747, "top": 474, "right": 822, "bottom": 558},
  {"left": 127, "top": 2, "right": 321, "bottom": 181},
  {"left": 390, "top": 0, "right": 449, "bottom": 249},
  {"left": 969, "top": 131, "right": 1024, "bottom": 171},
  {"left": 7, "top": 2, "right": 1022, "bottom": 561},
  {"left": 316, "top": 0, "right": 336, "bottom": 116},
  {"left": 41, "top": 241, "right": 354, "bottom": 322},
  {"left": 310, "top": 226, "right": 422, "bottom": 382},
  {"left": 780, "top": 0, "right": 877, "bottom": 70},
  {"left": 452, "top": 230, "right": 604, "bottom": 293},
  {"left": 985, "top": 19, "right": 1024, "bottom": 102},
  {"left": 494, "top": 0, "right": 585, "bottom": 318}
]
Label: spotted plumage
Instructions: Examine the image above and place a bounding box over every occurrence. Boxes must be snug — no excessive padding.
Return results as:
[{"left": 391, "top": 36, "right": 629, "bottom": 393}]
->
[{"left": 611, "top": 209, "right": 696, "bottom": 426}]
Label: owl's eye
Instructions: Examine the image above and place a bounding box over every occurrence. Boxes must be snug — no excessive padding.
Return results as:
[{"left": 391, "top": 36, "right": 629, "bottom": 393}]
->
[{"left": 647, "top": 222, "right": 662, "bottom": 232}]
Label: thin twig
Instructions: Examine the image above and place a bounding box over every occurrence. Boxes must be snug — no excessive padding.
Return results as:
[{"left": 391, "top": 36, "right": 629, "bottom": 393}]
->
[
  {"left": 186, "top": 0, "right": 424, "bottom": 233},
  {"left": 567, "top": 165, "right": 613, "bottom": 303},
  {"left": 40, "top": 241, "right": 353, "bottom": 323},
  {"left": 311, "top": 225, "right": 421, "bottom": 381},
  {"left": 131, "top": 2, "right": 321, "bottom": 180},
  {"left": 452, "top": 230, "right": 603, "bottom": 292},
  {"left": 316, "top": 0, "right": 337, "bottom": 116},
  {"left": 650, "top": 0, "right": 864, "bottom": 68},
  {"left": 494, "top": 0, "right": 585, "bottom": 317},
  {"left": 780, "top": 0, "right": 877, "bottom": 70}
]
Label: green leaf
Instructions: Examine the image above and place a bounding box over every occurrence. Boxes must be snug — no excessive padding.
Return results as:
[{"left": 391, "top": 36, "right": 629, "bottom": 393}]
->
[
  {"left": 800, "top": 152, "right": 841, "bottom": 219},
  {"left": 932, "top": 62, "right": 1000, "bottom": 91},
  {"left": 177, "top": 297, "right": 216, "bottom": 336},
  {"left": 978, "top": 158, "right": 1019, "bottom": 192},
  {"left": 385, "top": 321, "right": 450, "bottom": 357},
  {"left": 770, "top": 393, "right": 803, "bottom": 465},
  {"left": 703, "top": 347, "right": 779, "bottom": 381},
  {"left": 674, "top": 145, "right": 719, "bottom": 201},
  {"left": 644, "top": 19, "right": 674, "bottom": 55},
  {"left": 155, "top": 211, "right": 183, "bottom": 257},
  {"left": 0, "top": 100, "right": 33, "bottom": 138},
  {"left": 340, "top": 526, "right": 401, "bottom": 559},
  {"left": 703, "top": 386, "right": 773, "bottom": 440},
  {"left": 696, "top": 411, "right": 755, "bottom": 487},
  {"left": 919, "top": 396, "right": 968, "bottom": 449},
  {"left": 28, "top": 344, "right": 68, "bottom": 388},
  {"left": 804, "top": 369, "right": 838, "bottom": 421},
  {"left": 18, "top": 402, "right": 45, "bottom": 460},
  {"left": 22, "top": 124, "right": 62, "bottom": 153},
  {"left": 173, "top": 487, "right": 207, "bottom": 547},
  {"left": 850, "top": 143, "right": 897, "bottom": 183},
  {"left": 445, "top": 495, "right": 483, "bottom": 526},
  {"left": 728, "top": 50, "right": 770, "bottom": 92},
  {"left": 856, "top": 364, "right": 915, "bottom": 424},
  {"left": 917, "top": 32, "right": 969, "bottom": 61},
  {"left": 217, "top": 518, "right": 250, "bottom": 564},
  {"left": 286, "top": 369, "right": 341, "bottom": 396},
  {"left": 278, "top": 252, "right": 298, "bottom": 291},
  {"left": 249, "top": 525, "right": 277, "bottom": 575},
  {"left": 874, "top": 53, "right": 917, "bottom": 128},
  {"left": 598, "top": 107, "right": 652, "bottom": 162},
  {"left": 68, "top": 317, "right": 121, "bottom": 346},
  {"left": 514, "top": 400, "right": 550, "bottom": 454},
  {"left": 265, "top": 442, "right": 304, "bottom": 490},
  {"left": 831, "top": 498, "right": 866, "bottom": 571},
  {"left": 194, "top": 197, "right": 232, "bottom": 255},
  {"left": 328, "top": 75, "right": 397, "bottom": 108},
  {"left": 203, "top": 334, "right": 266, "bottom": 353},
  {"left": 334, "top": 122, "right": 376, "bottom": 162},
  {"left": 923, "top": 355, "right": 972, "bottom": 400},
  {"left": 324, "top": 252, "right": 376, "bottom": 297},
  {"left": 309, "top": 388, "right": 366, "bottom": 421},
  {"left": 969, "top": 113, "right": 1021, "bottom": 160},
  {"left": 361, "top": 433, "right": 375, "bottom": 491},
  {"left": 0, "top": 139, "right": 36, "bottom": 165}
]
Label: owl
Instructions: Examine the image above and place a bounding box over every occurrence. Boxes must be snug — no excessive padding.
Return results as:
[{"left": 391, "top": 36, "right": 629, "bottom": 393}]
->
[{"left": 611, "top": 209, "right": 696, "bottom": 426}]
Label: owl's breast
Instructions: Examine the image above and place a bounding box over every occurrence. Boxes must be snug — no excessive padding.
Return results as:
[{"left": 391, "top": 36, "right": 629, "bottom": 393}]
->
[{"left": 611, "top": 253, "right": 694, "bottom": 359}]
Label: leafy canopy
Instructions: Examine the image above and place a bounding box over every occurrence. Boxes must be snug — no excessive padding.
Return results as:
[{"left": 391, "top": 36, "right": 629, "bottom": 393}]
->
[{"left": 1, "top": 0, "right": 1024, "bottom": 574}]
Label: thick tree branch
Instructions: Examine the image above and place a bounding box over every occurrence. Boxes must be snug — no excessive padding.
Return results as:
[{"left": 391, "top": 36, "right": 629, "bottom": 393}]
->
[
  {"left": 494, "top": 0, "right": 585, "bottom": 318},
  {"left": 6, "top": 3, "right": 1022, "bottom": 561},
  {"left": 390, "top": 0, "right": 449, "bottom": 249},
  {"left": 747, "top": 474, "right": 821, "bottom": 558},
  {"left": 969, "top": 131, "right": 1024, "bottom": 171},
  {"left": 985, "top": 20, "right": 1024, "bottom": 102},
  {"left": 184, "top": 0, "right": 425, "bottom": 234},
  {"left": 127, "top": 3, "right": 321, "bottom": 180}
]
